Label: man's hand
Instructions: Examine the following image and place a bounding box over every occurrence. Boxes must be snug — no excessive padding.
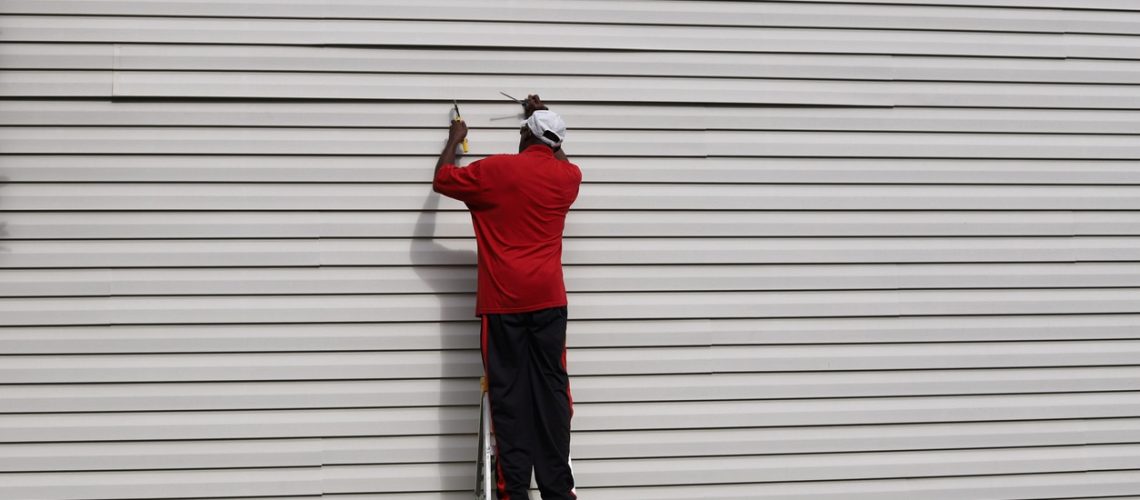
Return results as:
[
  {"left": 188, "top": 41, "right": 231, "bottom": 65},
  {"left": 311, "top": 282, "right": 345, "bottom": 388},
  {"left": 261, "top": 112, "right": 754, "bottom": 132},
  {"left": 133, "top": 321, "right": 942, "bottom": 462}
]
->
[
  {"left": 435, "top": 118, "right": 468, "bottom": 184},
  {"left": 448, "top": 119, "right": 468, "bottom": 147},
  {"left": 524, "top": 94, "right": 548, "bottom": 118}
]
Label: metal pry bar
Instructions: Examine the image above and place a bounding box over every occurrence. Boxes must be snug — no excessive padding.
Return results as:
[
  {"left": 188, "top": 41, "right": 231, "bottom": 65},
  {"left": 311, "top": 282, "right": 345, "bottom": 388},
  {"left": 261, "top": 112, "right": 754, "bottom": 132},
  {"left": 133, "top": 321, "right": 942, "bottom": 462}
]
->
[{"left": 500, "top": 91, "right": 524, "bottom": 106}]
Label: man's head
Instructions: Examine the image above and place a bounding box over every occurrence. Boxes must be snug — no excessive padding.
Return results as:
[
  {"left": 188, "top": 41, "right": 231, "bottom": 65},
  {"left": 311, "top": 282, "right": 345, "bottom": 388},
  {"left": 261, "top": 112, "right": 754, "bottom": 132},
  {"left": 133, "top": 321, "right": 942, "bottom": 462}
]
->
[{"left": 519, "top": 109, "right": 566, "bottom": 152}]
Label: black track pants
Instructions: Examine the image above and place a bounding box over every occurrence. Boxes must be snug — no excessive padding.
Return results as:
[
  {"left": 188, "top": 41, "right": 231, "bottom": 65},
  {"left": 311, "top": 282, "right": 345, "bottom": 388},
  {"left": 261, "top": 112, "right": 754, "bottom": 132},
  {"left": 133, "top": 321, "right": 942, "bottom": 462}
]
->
[{"left": 481, "top": 306, "right": 576, "bottom": 500}]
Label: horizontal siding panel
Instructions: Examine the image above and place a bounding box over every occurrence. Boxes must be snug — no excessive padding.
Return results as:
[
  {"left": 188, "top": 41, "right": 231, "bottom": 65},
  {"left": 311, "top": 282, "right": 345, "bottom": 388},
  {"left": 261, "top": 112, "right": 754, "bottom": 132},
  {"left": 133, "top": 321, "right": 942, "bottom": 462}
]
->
[
  {"left": 574, "top": 418, "right": 1140, "bottom": 460},
  {"left": 0, "top": 322, "right": 486, "bottom": 354},
  {"left": 474, "top": 136, "right": 1120, "bottom": 160},
  {"left": 1066, "top": 33, "right": 1140, "bottom": 59},
  {"left": 3, "top": 392, "right": 1140, "bottom": 442},
  {"left": 110, "top": 46, "right": 1140, "bottom": 85},
  {"left": 320, "top": 445, "right": 1140, "bottom": 490},
  {"left": 0, "top": 2, "right": 1099, "bottom": 38},
  {"left": 0, "top": 439, "right": 323, "bottom": 472},
  {"left": 412, "top": 312, "right": 1106, "bottom": 345},
  {"left": 0, "top": 70, "right": 109, "bottom": 96},
  {"left": 625, "top": 444, "right": 1140, "bottom": 485},
  {"left": 892, "top": 55, "right": 1140, "bottom": 84},
  {"left": 0, "top": 321, "right": 477, "bottom": 354},
  {"left": 101, "top": 71, "right": 1140, "bottom": 109},
  {"left": 5, "top": 156, "right": 1140, "bottom": 184},
  {"left": 12, "top": 100, "right": 1140, "bottom": 135},
  {"left": 0, "top": 407, "right": 476, "bottom": 441},
  {"left": 0, "top": 43, "right": 112, "bottom": 69},
  {"left": 4, "top": 341, "right": 1140, "bottom": 383},
  {"left": 1, "top": 211, "right": 1129, "bottom": 239},
  {"left": 782, "top": 0, "right": 1140, "bottom": 9},
  {"left": 577, "top": 470, "right": 1140, "bottom": 500},
  {"left": 8, "top": 236, "right": 1140, "bottom": 268},
  {"left": 33, "top": 448, "right": 1112, "bottom": 494},
  {"left": 2, "top": 211, "right": 1110, "bottom": 240},
  {"left": 26, "top": 473, "right": 1126, "bottom": 500},
  {"left": 333, "top": 495, "right": 464, "bottom": 500},
  {"left": 0, "top": 211, "right": 334, "bottom": 240},
  {"left": 0, "top": 239, "right": 326, "bottom": 269},
  {"left": 5, "top": 418, "right": 1140, "bottom": 471},
  {"left": 0, "top": 348, "right": 643, "bottom": 382},
  {"left": 622, "top": 365, "right": 1140, "bottom": 398},
  {"left": 0, "top": 350, "right": 468, "bottom": 385},
  {"left": 4, "top": 43, "right": 1126, "bottom": 85},
  {"left": 300, "top": 462, "right": 464, "bottom": 494},
  {"left": 0, "top": 16, "right": 1069, "bottom": 58},
  {"left": 7, "top": 263, "right": 1140, "bottom": 297},
  {"left": 8, "top": 128, "right": 1140, "bottom": 158},
  {"left": 658, "top": 260, "right": 1125, "bottom": 289},
  {"left": 315, "top": 434, "right": 471, "bottom": 466},
  {"left": 705, "top": 341, "right": 1140, "bottom": 372},
  {"left": 1061, "top": 9, "right": 1140, "bottom": 35},
  {"left": 110, "top": 44, "right": 894, "bottom": 81},
  {"left": 110, "top": 72, "right": 898, "bottom": 107},
  {"left": 6, "top": 183, "right": 1140, "bottom": 211},
  {"left": 1076, "top": 211, "right": 1140, "bottom": 234},
  {"left": 0, "top": 467, "right": 323, "bottom": 500},
  {"left": 576, "top": 393, "right": 1140, "bottom": 431},
  {"left": 4, "top": 367, "right": 1140, "bottom": 413},
  {"left": 0, "top": 1, "right": 1074, "bottom": 33},
  {"left": 635, "top": 262, "right": 1140, "bottom": 290},
  {"left": 2, "top": 288, "right": 1140, "bottom": 325},
  {"left": 5, "top": 211, "right": 1129, "bottom": 240},
  {"left": 0, "top": 407, "right": 480, "bottom": 442},
  {"left": 0, "top": 378, "right": 482, "bottom": 412},
  {"left": 80, "top": 44, "right": 1140, "bottom": 85},
  {"left": 4, "top": 315, "right": 1139, "bottom": 355}
]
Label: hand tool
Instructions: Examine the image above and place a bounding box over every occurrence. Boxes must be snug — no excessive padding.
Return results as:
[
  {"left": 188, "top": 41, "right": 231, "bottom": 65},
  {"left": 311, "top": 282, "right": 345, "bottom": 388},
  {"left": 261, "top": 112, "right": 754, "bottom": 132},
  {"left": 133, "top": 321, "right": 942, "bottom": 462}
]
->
[
  {"left": 500, "top": 91, "right": 524, "bottom": 106},
  {"left": 452, "top": 100, "right": 469, "bottom": 153}
]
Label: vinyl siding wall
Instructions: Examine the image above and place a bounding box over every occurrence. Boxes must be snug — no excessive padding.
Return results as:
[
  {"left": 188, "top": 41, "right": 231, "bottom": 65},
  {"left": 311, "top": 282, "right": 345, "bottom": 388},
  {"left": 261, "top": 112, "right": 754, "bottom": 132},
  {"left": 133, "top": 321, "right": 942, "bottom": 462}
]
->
[{"left": 3, "top": 1, "right": 1140, "bottom": 498}]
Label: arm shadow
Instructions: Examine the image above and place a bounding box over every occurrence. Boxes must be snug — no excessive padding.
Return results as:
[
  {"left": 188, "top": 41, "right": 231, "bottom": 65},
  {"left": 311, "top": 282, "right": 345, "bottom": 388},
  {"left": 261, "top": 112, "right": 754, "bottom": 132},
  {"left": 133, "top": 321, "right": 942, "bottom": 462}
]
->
[
  {"left": 0, "top": 174, "right": 10, "bottom": 256},
  {"left": 409, "top": 191, "right": 479, "bottom": 334},
  {"left": 408, "top": 191, "right": 484, "bottom": 458}
]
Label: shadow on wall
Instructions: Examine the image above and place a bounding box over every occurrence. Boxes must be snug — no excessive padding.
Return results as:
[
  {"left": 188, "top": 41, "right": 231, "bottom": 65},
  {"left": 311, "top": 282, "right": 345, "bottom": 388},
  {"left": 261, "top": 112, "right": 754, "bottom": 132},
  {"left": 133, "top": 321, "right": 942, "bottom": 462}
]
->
[
  {"left": 409, "top": 190, "right": 485, "bottom": 453},
  {"left": 408, "top": 191, "right": 483, "bottom": 473},
  {"left": 0, "top": 175, "right": 9, "bottom": 256}
]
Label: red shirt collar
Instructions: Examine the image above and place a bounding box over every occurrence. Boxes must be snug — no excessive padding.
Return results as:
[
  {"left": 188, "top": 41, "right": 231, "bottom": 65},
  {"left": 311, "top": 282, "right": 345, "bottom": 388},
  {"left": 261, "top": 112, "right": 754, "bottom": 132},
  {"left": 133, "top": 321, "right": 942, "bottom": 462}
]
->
[{"left": 521, "top": 144, "right": 556, "bottom": 158}]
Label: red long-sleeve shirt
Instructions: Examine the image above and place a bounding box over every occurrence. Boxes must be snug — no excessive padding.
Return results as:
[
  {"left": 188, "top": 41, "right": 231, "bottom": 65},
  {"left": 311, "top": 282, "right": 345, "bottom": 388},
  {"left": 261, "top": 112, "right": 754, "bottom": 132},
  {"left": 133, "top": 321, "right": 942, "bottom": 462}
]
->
[{"left": 433, "top": 145, "right": 582, "bottom": 315}]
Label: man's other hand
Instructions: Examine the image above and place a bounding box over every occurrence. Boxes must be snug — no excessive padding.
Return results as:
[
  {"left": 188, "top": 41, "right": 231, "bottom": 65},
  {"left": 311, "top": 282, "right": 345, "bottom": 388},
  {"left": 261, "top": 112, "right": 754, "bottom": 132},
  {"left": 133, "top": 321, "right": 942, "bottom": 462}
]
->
[
  {"left": 449, "top": 119, "right": 468, "bottom": 145},
  {"left": 524, "top": 94, "right": 549, "bottom": 118}
]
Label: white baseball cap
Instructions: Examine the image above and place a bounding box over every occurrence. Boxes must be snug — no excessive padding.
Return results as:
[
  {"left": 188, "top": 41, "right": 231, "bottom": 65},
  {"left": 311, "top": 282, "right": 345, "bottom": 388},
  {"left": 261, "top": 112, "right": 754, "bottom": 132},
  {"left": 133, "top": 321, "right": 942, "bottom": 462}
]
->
[{"left": 524, "top": 110, "right": 567, "bottom": 148}]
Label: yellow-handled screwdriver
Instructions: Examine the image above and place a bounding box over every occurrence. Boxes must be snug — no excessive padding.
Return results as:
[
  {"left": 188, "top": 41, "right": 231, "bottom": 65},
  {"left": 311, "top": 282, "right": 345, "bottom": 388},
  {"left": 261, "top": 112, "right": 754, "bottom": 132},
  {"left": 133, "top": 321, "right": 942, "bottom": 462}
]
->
[{"left": 452, "top": 100, "right": 469, "bottom": 153}]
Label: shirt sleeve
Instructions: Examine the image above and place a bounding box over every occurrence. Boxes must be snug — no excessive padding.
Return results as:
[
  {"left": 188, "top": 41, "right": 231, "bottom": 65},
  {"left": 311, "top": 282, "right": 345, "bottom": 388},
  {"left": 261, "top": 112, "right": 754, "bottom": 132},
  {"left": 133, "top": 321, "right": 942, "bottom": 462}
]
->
[{"left": 433, "top": 158, "right": 494, "bottom": 207}]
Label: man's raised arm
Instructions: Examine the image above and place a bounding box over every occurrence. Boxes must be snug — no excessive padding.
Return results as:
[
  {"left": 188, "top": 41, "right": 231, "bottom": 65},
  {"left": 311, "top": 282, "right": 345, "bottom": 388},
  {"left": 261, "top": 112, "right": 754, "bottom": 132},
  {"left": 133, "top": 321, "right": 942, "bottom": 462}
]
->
[{"left": 433, "top": 119, "right": 468, "bottom": 191}]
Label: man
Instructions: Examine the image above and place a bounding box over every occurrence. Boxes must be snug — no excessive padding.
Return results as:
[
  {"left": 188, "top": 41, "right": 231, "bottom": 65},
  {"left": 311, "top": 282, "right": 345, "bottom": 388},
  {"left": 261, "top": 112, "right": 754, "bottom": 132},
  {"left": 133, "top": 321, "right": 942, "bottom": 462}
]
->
[{"left": 433, "top": 95, "right": 582, "bottom": 500}]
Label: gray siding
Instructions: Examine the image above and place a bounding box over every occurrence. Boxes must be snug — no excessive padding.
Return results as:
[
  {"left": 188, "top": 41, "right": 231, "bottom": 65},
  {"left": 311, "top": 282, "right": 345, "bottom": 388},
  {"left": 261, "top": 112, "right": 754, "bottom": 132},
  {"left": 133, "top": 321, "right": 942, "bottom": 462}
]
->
[{"left": 2, "top": 0, "right": 1140, "bottom": 498}]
